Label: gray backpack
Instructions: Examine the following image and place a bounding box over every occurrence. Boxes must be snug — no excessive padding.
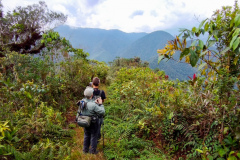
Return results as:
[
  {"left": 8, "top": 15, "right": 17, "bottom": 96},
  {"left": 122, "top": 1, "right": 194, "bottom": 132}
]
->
[{"left": 76, "top": 100, "right": 91, "bottom": 127}]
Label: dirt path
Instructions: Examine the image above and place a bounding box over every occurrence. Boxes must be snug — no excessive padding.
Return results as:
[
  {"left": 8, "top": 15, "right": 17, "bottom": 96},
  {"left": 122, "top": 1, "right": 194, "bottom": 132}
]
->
[{"left": 70, "top": 127, "right": 106, "bottom": 160}]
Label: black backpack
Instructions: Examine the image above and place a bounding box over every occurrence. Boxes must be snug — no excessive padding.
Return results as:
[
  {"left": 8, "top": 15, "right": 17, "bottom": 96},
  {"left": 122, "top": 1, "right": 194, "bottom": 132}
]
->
[{"left": 93, "top": 90, "right": 103, "bottom": 100}]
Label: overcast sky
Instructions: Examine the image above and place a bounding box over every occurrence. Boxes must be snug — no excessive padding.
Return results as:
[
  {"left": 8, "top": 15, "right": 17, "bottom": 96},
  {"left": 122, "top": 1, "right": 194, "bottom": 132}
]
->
[{"left": 1, "top": 0, "right": 238, "bottom": 36}]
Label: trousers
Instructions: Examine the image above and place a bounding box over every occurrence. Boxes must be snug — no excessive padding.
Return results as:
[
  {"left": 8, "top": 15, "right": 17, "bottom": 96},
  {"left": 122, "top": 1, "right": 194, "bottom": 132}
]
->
[
  {"left": 83, "top": 118, "right": 99, "bottom": 154},
  {"left": 97, "top": 117, "right": 103, "bottom": 140}
]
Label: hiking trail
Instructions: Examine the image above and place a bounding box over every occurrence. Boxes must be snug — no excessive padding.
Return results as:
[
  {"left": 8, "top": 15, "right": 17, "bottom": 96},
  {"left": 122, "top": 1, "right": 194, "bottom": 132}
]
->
[{"left": 69, "top": 85, "right": 108, "bottom": 160}]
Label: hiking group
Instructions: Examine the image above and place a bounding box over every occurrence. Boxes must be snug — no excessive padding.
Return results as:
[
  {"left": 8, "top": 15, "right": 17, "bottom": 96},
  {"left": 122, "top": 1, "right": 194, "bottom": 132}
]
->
[{"left": 76, "top": 77, "right": 106, "bottom": 154}]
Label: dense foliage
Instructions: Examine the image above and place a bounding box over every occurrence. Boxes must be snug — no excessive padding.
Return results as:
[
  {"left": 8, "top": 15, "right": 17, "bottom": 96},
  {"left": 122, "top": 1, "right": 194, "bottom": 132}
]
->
[
  {"left": 0, "top": 51, "right": 109, "bottom": 159},
  {"left": 1, "top": 1, "right": 240, "bottom": 160},
  {"left": 104, "top": 67, "right": 168, "bottom": 159},
  {"left": 156, "top": 1, "right": 240, "bottom": 159},
  {"left": 0, "top": 2, "right": 108, "bottom": 159},
  {"left": 104, "top": 61, "right": 239, "bottom": 159}
]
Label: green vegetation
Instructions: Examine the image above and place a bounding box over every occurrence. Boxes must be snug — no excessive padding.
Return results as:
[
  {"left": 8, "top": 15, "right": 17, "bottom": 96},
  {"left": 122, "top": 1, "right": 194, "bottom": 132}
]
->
[
  {"left": 0, "top": 2, "right": 108, "bottom": 159},
  {"left": 1, "top": 1, "right": 240, "bottom": 160},
  {"left": 157, "top": 1, "right": 240, "bottom": 159}
]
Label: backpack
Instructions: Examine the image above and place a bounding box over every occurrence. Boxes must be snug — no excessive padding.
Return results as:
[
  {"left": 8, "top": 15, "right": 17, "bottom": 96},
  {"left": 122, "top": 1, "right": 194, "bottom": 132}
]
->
[
  {"left": 93, "top": 90, "right": 103, "bottom": 100},
  {"left": 76, "top": 100, "right": 91, "bottom": 127}
]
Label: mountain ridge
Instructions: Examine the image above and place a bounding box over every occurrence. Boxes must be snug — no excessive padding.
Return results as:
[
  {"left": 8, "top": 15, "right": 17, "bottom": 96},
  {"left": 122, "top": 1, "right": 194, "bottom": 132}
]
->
[{"left": 55, "top": 25, "right": 196, "bottom": 80}]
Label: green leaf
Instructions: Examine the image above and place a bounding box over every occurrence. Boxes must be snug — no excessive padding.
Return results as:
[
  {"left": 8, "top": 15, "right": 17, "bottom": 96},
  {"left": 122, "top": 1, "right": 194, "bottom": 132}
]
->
[
  {"left": 233, "top": 37, "right": 240, "bottom": 51},
  {"left": 234, "top": 14, "right": 240, "bottom": 27},
  {"left": 190, "top": 49, "right": 199, "bottom": 67},
  {"left": 207, "top": 155, "right": 213, "bottom": 160},
  {"left": 213, "top": 34, "right": 219, "bottom": 41},
  {"left": 200, "top": 50, "right": 208, "bottom": 57},
  {"left": 191, "top": 40, "right": 197, "bottom": 46},
  {"left": 229, "top": 151, "right": 235, "bottom": 156},
  {"left": 233, "top": 56, "right": 239, "bottom": 65},
  {"left": 228, "top": 156, "right": 237, "bottom": 160},
  {"left": 158, "top": 55, "right": 164, "bottom": 63},
  {"left": 0, "top": 145, "right": 5, "bottom": 149},
  {"left": 208, "top": 40, "right": 216, "bottom": 48},
  {"left": 200, "top": 29, "right": 205, "bottom": 35},
  {"left": 198, "top": 40, "right": 204, "bottom": 49},
  {"left": 218, "top": 148, "right": 227, "bottom": 157},
  {"left": 204, "top": 22, "right": 209, "bottom": 31},
  {"left": 230, "top": 35, "right": 238, "bottom": 48},
  {"left": 43, "top": 34, "right": 47, "bottom": 38},
  {"left": 47, "top": 38, "right": 52, "bottom": 42},
  {"left": 13, "top": 12, "right": 20, "bottom": 16},
  {"left": 224, "top": 127, "right": 229, "bottom": 134},
  {"left": 196, "top": 149, "right": 203, "bottom": 153},
  {"left": 168, "top": 112, "right": 174, "bottom": 120},
  {"left": 198, "top": 63, "right": 206, "bottom": 71},
  {"left": 180, "top": 48, "right": 190, "bottom": 60},
  {"left": 237, "top": 152, "right": 240, "bottom": 158},
  {"left": 220, "top": 47, "right": 230, "bottom": 55},
  {"left": 25, "top": 92, "right": 32, "bottom": 99},
  {"left": 233, "top": 28, "right": 240, "bottom": 37},
  {"left": 192, "top": 27, "right": 197, "bottom": 33},
  {"left": 199, "top": 19, "right": 208, "bottom": 29},
  {"left": 182, "top": 33, "right": 189, "bottom": 39}
]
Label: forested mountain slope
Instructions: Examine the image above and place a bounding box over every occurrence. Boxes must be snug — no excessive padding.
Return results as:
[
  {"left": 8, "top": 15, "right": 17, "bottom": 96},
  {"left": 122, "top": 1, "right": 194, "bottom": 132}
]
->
[
  {"left": 55, "top": 25, "right": 147, "bottom": 62},
  {"left": 56, "top": 26, "right": 196, "bottom": 80},
  {"left": 120, "top": 31, "right": 174, "bottom": 61}
]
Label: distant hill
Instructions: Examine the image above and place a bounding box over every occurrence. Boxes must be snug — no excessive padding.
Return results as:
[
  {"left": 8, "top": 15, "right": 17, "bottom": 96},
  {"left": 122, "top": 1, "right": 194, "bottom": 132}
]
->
[
  {"left": 118, "top": 30, "right": 196, "bottom": 80},
  {"left": 120, "top": 31, "right": 174, "bottom": 61},
  {"left": 55, "top": 25, "right": 197, "bottom": 80},
  {"left": 149, "top": 55, "right": 196, "bottom": 81},
  {"left": 55, "top": 25, "right": 147, "bottom": 62}
]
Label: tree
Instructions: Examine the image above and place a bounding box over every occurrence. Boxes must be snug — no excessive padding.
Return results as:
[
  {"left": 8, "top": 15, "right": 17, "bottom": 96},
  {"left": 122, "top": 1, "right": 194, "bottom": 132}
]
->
[
  {"left": 0, "top": 1, "right": 67, "bottom": 57},
  {"left": 158, "top": 1, "right": 240, "bottom": 79}
]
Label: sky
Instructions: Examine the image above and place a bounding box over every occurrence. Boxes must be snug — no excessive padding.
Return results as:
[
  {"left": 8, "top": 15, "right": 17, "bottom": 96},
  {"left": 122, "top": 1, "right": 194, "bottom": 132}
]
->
[{"left": 1, "top": 0, "right": 238, "bottom": 36}]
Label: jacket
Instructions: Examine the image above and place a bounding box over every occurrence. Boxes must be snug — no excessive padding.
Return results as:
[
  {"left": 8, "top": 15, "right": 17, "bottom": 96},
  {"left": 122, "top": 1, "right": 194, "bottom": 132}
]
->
[{"left": 81, "top": 98, "right": 105, "bottom": 117}]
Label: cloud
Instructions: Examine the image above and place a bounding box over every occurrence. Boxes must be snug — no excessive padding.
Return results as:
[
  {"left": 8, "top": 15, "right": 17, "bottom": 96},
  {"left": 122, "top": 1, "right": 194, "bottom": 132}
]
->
[
  {"left": 1, "top": 0, "right": 238, "bottom": 34},
  {"left": 84, "top": 0, "right": 105, "bottom": 7},
  {"left": 150, "top": 10, "right": 158, "bottom": 17},
  {"left": 130, "top": 10, "right": 144, "bottom": 19}
]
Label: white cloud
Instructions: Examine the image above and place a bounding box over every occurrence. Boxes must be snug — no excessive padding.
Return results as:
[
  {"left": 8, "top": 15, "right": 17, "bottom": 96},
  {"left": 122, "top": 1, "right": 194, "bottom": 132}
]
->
[
  {"left": 1, "top": 0, "right": 238, "bottom": 34},
  {"left": 52, "top": 4, "right": 69, "bottom": 15}
]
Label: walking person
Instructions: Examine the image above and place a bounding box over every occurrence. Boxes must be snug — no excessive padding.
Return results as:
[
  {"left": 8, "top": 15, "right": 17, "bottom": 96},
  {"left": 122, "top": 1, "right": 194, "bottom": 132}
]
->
[
  {"left": 92, "top": 77, "right": 106, "bottom": 142},
  {"left": 81, "top": 87, "right": 105, "bottom": 154}
]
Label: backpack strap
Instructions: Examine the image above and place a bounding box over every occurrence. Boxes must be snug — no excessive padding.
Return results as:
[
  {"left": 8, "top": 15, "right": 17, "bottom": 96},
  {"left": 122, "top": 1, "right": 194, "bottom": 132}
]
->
[
  {"left": 77, "top": 100, "right": 88, "bottom": 114},
  {"left": 93, "top": 89, "right": 103, "bottom": 100},
  {"left": 99, "top": 90, "right": 103, "bottom": 97}
]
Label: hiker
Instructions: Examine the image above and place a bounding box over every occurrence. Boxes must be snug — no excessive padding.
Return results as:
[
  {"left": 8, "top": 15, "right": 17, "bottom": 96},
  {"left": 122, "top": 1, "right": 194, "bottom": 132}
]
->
[
  {"left": 89, "top": 82, "right": 93, "bottom": 87},
  {"left": 82, "top": 87, "right": 105, "bottom": 154},
  {"left": 92, "top": 77, "right": 106, "bottom": 102},
  {"left": 92, "top": 77, "right": 106, "bottom": 142}
]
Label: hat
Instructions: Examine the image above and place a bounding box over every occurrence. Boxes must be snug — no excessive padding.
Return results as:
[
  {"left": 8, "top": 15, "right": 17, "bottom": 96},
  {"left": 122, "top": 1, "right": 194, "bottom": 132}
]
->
[{"left": 84, "top": 87, "right": 93, "bottom": 97}]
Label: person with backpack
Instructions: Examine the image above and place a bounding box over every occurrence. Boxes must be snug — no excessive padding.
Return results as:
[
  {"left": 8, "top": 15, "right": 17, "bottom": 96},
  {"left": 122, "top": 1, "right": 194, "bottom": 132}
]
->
[
  {"left": 92, "top": 77, "right": 106, "bottom": 142},
  {"left": 81, "top": 87, "right": 105, "bottom": 154}
]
